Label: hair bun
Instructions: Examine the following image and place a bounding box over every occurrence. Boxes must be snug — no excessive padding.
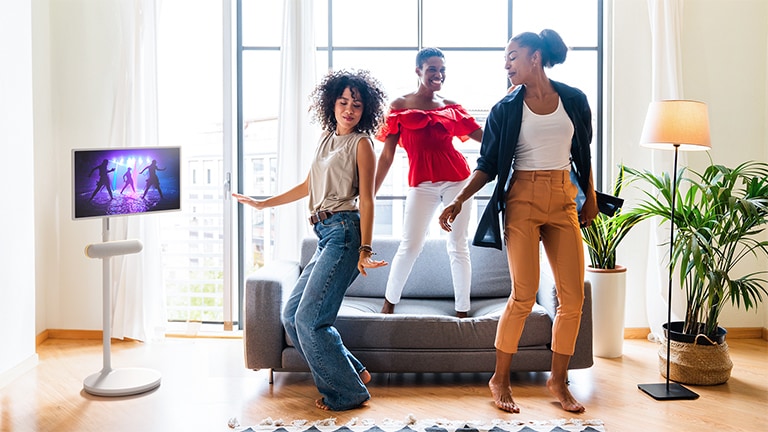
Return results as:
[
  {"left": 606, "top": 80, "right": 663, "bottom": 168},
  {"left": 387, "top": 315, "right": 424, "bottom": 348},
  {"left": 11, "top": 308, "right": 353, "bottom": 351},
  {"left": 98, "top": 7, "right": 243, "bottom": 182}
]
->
[{"left": 539, "top": 29, "right": 568, "bottom": 67}]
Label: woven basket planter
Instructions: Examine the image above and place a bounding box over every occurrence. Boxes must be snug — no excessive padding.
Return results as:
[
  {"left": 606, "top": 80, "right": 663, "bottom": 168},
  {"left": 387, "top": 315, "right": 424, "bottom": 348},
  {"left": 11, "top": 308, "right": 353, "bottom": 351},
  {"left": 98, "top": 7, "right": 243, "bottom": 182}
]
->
[{"left": 658, "top": 323, "right": 733, "bottom": 385}]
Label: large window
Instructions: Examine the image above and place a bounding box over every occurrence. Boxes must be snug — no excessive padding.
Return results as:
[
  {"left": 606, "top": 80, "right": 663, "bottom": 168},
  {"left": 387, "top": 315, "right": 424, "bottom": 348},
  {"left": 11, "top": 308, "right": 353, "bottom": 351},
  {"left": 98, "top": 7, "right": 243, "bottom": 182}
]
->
[
  {"left": 150, "top": 0, "right": 602, "bottom": 330},
  {"left": 148, "top": 0, "right": 604, "bottom": 330},
  {"left": 156, "top": 1, "right": 231, "bottom": 328},
  {"left": 240, "top": 0, "right": 603, "bottom": 255}
]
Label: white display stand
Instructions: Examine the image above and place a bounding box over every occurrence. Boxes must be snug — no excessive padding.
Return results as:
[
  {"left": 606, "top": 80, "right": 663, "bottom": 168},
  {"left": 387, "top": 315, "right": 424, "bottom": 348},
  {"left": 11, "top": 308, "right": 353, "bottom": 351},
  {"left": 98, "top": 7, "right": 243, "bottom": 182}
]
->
[{"left": 82, "top": 218, "right": 161, "bottom": 397}]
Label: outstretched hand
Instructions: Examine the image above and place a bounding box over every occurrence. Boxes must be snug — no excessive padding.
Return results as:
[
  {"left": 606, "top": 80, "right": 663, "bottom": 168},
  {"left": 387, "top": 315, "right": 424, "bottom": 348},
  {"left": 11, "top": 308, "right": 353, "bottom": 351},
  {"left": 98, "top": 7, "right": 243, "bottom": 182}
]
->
[
  {"left": 358, "top": 254, "right": 388, "bottom": 276},
  {"left": 438, "top": 201, "right": 463, "bottom": 232},
  {"left": 232, "top": 192, "right": 266, "bottom": 210}
]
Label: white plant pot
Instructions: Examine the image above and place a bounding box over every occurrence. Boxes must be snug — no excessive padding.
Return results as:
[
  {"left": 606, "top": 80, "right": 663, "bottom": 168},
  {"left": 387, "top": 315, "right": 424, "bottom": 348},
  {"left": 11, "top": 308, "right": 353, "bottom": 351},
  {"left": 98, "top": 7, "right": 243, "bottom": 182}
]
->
[{"left": 586, "top": 265, "right": 627, "bottom": 358}]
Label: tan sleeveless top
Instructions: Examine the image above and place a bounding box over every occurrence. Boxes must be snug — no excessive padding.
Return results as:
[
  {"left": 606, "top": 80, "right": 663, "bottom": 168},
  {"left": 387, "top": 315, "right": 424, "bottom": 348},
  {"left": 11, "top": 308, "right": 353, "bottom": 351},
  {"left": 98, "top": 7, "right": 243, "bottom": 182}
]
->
[{"left": 308, "top": 131, "right": 369, "bottom": 213}]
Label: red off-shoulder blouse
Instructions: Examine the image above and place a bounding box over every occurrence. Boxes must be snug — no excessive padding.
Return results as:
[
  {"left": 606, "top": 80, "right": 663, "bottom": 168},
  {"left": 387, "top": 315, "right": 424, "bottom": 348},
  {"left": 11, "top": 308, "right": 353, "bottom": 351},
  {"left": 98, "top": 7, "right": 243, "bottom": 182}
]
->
[{"left": 375, "top": 104, "right": 481, "bottom": 187}]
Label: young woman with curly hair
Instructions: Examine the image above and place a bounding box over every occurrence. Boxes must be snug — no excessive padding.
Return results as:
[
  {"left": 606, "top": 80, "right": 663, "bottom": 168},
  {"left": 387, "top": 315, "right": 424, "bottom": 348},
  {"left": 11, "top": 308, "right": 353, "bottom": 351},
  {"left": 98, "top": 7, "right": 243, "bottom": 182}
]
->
[{"left": 233, "top": 69, "right": 388, "bottom": 411}]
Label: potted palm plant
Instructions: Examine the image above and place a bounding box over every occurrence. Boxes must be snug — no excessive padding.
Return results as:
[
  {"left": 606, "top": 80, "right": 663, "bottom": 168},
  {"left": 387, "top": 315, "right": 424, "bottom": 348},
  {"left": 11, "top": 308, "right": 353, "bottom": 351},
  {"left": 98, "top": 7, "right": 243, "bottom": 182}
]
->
[
  {"left": 582, "top": 165, "right": 648, "bottom": 270},
  {"left": 581, "top": 165, "right": 647, "bottom": 358},
  {"left": 626, "top": 160, "right": 768, "bottom": 384}
]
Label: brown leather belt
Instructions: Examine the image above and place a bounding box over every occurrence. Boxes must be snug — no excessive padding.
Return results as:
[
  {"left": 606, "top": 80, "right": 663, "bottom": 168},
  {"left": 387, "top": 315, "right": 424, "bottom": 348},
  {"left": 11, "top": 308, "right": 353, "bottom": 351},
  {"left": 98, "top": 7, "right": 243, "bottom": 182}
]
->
[{"left": 308, "top": 210, "right": 335, "bottom": 225}]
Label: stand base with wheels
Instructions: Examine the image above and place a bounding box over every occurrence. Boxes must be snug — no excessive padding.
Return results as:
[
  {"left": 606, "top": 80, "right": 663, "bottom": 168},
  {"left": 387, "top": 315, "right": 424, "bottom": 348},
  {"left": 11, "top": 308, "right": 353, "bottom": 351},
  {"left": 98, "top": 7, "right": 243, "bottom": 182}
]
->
[
  {"left": 638, "top": 383, "right": 699, "bottom": 400},
  {"left": 83, "top": 218, "right": 161, "bottom": 397}
]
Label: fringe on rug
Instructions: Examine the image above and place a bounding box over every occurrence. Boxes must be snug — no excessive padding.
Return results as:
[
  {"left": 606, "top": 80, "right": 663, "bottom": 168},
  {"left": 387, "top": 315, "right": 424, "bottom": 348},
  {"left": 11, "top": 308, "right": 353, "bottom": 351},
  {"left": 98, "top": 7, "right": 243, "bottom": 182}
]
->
[{"left": 233, "top": 415, "right": 605, "bottom": 432}]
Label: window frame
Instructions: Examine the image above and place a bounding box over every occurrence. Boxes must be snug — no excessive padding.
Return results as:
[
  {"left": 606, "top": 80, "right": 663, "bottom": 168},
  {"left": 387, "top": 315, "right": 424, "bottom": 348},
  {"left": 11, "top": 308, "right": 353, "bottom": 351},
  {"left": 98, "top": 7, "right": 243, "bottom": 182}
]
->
[{"left": 236, "top": 0, "right": 604, "bottom": 326}]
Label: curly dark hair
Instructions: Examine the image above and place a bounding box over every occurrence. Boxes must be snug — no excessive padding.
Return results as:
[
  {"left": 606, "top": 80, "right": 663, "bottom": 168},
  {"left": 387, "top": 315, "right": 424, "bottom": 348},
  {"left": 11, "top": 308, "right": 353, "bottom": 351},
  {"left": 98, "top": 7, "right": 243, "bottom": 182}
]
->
[{"left": 309, "top": 69, "right": 387, "bottom": 135}]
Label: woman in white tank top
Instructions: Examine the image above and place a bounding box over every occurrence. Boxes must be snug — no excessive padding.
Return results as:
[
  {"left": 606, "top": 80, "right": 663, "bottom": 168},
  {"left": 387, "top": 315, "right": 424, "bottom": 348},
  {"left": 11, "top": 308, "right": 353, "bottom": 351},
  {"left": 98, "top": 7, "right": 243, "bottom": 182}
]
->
[{"left": 439, "top": 29, "right": 598, "bottom": 415}]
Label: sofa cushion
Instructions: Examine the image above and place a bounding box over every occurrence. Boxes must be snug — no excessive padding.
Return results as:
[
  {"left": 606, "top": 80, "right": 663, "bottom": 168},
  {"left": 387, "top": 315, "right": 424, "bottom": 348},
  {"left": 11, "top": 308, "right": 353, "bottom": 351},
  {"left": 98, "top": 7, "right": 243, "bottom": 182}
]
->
[
  {"left": 283, "top": 297, "right": 553, "bottom": 350},
  {"left": 299, "top": 237, "right": 512, "bottom": 299}
]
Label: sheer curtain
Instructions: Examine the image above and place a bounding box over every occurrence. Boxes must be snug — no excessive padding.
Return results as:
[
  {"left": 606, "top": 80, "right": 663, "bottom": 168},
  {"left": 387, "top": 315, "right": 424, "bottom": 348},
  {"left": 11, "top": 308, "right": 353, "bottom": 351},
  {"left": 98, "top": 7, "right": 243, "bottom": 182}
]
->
[
  {"left": 109, "top": 0, "right": 166, "bottom": 342},
  {"left": 645, "top": 0, "right": 687, "bottom": 341},
  {"left": 273, "top": 0, "right": 317, "bottom": 260}
]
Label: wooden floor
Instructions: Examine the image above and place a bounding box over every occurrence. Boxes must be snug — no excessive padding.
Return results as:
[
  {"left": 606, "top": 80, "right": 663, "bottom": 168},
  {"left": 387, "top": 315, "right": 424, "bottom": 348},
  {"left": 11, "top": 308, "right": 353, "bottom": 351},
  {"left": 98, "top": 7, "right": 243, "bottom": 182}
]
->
[{"left": 1, "top": 337, "right": 766, "bottom": 432}]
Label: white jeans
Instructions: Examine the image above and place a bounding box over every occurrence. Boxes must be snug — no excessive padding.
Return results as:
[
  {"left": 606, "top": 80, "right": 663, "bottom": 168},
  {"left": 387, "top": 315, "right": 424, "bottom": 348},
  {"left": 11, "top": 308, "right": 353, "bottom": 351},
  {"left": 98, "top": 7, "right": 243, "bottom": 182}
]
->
[{"left": 384, "top": 180, "right": 472, "bottom": 312}]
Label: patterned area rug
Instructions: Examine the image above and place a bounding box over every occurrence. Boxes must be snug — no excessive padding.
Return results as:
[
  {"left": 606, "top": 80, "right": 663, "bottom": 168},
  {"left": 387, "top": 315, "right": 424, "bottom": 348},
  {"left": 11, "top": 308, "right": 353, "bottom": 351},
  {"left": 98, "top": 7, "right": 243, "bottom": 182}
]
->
[{"left": 233, "top": 416, "right": 606, "bottom": 432}]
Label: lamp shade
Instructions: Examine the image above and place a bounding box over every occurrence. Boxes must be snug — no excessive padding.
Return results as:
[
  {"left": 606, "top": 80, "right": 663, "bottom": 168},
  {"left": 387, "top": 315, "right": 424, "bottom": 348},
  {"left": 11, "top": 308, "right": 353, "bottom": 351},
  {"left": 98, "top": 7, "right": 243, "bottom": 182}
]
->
[{"left": 640, "top": 100, "right": 711, "bottom": 151}]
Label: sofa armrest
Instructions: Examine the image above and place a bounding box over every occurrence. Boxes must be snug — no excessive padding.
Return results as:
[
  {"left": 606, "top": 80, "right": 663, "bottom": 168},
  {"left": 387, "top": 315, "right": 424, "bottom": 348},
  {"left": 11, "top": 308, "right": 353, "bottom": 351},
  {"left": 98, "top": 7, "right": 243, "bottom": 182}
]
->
[
  {"left": 536, "top": 276, "right": 594, "bottom": 369},
  {"left": 243, "top": 259, "right": 300, "bottom": 370},
  {"left": 536, "top": 270, "right": 558, "bottom": 319},
  {"left": 535, "top": 274, "right": 592, "bottom": 325}
]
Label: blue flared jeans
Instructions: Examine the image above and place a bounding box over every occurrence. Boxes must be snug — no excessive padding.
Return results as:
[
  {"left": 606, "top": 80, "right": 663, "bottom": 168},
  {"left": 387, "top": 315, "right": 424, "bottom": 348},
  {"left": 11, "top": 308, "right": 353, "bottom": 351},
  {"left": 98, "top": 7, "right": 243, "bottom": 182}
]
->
[{"left": 281, "top": 211, "right": 369, "bottom": 410}]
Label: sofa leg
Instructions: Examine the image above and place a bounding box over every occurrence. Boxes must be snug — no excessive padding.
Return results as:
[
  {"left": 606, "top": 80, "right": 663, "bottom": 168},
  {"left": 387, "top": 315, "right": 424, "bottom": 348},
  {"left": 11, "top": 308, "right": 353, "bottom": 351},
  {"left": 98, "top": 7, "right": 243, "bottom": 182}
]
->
[{"left": 269, "top": 368, "right": 274, "bottom": 385}]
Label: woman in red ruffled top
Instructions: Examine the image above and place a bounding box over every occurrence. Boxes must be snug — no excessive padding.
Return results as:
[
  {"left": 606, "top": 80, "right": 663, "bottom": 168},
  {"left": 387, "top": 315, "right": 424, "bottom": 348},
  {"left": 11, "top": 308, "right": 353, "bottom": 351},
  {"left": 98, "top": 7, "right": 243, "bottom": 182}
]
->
[{"left": 375, "top": 47, "right": 483, "bottom": 318}]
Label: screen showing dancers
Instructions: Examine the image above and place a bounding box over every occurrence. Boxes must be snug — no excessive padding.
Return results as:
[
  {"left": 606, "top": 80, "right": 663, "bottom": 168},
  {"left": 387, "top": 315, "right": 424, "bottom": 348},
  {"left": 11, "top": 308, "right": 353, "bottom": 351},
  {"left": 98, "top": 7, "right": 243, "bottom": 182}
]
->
[{"left": 73, "top": 147, "right": 181, "bottom": 219}]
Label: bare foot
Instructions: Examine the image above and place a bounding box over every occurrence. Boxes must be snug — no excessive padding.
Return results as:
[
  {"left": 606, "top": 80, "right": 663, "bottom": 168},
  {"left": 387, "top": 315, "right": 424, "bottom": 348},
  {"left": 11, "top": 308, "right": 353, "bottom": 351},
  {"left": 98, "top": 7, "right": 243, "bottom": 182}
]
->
[
  {"left": 546, "top": 377, "right": 585, "bottom": 413},
  {"left": 359, "top": 369, "right": 371, "bottom": 384},
  {"left": 489, "top": 376, "right": 520, "bottom": 413},
  {"left": 380, "top": 300, "right": 395, "bottom": 314},
  {"left": 456, "top": 311, "right": 468, "bottom": 318},
  {"left": 315, "top": 398, "right": 370, "bottom": 411}
]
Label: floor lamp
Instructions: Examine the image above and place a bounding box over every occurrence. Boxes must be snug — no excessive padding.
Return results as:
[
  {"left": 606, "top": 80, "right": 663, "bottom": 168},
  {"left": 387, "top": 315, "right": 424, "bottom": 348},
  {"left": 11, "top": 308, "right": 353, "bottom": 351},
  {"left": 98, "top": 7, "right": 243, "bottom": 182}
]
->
[{"left": 637, "top": 100, "right": 711, "bottom": 400}]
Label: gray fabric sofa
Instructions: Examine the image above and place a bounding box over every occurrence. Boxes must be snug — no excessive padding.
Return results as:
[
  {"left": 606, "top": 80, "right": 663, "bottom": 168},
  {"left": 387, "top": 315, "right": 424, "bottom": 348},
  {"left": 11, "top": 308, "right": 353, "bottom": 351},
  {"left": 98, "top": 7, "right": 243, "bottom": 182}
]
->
[{"left": 243, "top": 237, "right": 593, "bottom": 379}]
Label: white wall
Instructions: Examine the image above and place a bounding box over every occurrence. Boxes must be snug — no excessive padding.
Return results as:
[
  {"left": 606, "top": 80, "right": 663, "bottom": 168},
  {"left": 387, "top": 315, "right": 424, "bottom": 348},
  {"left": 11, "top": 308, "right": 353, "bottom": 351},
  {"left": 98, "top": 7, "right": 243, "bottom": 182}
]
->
[
  {"left": 681, "top": 0, "right": 767, "bottom": 330},
  {"left": 762, "top": 1, "right": 768, "bottom": 331},
  {"left": 611, "top": 0, "right": 768, "bottom": 329},
  {"left": 33, "top": 0, "right": 54, "bottom": 341},
  {"left": 35, "top": 0, "right": 124, "bottom": 333},
  {"left": 29, "top": 0, "right": 768, "bottom": 337},
  {"left": 0, "top": 1, "right": 38, "bottom": 385}
]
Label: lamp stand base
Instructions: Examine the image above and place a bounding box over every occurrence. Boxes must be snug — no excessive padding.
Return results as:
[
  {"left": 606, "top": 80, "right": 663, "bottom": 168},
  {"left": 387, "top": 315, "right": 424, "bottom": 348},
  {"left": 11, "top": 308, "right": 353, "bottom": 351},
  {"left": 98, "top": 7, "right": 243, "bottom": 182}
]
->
[{"left": 638, "top": 383, "right": 699, "bottom": 400}]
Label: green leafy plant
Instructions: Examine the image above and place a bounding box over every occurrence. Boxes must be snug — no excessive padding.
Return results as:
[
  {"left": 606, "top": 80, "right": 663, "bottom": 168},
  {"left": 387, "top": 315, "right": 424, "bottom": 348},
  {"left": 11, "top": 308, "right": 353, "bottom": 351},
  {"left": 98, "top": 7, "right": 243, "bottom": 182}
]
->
[
  {"left": 626, "top": 160, "right": 768, "bottom": 338},
  {"left": 581, "top": 165, "right": 646, "bottom": 269}
]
